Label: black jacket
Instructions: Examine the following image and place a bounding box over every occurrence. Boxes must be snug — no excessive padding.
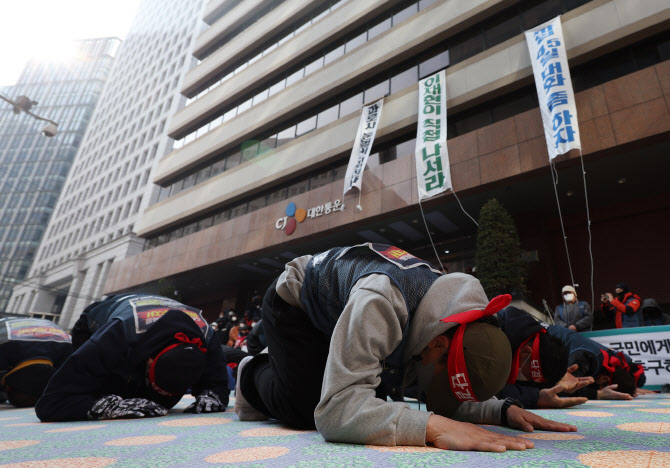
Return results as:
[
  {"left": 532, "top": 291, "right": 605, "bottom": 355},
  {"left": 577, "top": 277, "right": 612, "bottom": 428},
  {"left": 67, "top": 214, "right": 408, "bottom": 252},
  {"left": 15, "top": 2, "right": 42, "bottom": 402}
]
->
[
  {"left": 495, "top": 307, "right": 547, "bottom": 408},
  {"left": 35, "top": 309, "right": 229, "bottom": 422}
]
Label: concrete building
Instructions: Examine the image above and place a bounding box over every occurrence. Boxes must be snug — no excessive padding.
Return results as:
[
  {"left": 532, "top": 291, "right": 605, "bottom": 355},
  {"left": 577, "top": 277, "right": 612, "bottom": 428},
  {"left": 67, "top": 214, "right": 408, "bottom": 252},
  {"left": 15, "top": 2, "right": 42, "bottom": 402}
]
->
[
  {"left": 106, "top": 0, "right": 670, "bottom": 324},
  {"left": 8, "top": 0, "right": 208, "bottom": 328},
  {"left": 0, "top": 37, "right": 119, "bottom": 315}
]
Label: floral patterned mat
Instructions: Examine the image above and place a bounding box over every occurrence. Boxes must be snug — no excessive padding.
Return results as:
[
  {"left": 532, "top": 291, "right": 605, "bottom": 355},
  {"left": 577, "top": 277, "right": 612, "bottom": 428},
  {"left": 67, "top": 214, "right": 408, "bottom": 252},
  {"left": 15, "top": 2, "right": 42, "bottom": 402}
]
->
[{"left": 1, "top": 394, "right": 669, "bottom": 467}]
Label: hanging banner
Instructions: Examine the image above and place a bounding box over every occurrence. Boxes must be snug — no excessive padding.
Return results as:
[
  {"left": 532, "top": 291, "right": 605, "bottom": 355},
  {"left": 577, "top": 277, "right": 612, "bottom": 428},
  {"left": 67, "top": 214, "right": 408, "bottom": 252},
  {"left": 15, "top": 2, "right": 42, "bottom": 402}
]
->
[
  {"left": 415, "top": 69, "right": 451, "bottom": 201},
  {"left": 525, "top": 16, "right": 581, "bottom": 160},
  {"left": 343, "top": 98, "right": 384, "bottom": 197}
]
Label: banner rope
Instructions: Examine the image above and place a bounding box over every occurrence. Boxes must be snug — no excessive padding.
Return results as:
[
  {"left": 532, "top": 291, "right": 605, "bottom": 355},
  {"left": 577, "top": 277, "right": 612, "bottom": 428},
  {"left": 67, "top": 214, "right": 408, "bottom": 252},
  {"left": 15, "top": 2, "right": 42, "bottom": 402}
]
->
[
  {"left": 578, "top": 150, "right": 595, "bottom": 309},
  {"left": 450, "top": 189, "right": 479, "bottom": 228},
  {"left": 418, "top": 199, "right": 445, "bottom": 272},
  {"left": 550, "top": 160, "right": 576, "bottom": 287}
]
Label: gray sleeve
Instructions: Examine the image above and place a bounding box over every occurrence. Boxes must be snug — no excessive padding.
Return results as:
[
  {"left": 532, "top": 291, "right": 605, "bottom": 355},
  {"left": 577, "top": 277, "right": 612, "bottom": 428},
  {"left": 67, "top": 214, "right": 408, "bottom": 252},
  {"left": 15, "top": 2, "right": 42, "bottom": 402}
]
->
[
  {"left": 576, "top": 302, "right": 593, "bottom": 331},
  {"left": 314, "top": 275, "right": 431, "bottom": 447},
  {"left": 450, "top": 398, "right": 504, "bottom": 425}
]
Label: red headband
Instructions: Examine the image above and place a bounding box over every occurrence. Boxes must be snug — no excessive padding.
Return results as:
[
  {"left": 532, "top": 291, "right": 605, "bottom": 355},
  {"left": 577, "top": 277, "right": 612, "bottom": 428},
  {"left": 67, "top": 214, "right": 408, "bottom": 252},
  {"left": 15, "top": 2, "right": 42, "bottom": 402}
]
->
[
  {"left": 441, "top": 294, "right": 511, "bottom": 402},
  {"left": 149, "top": 332, "right": 207, "bottom": 397},
  {"left": 507, "top": 329, "right": 546, "bottom": 384}
]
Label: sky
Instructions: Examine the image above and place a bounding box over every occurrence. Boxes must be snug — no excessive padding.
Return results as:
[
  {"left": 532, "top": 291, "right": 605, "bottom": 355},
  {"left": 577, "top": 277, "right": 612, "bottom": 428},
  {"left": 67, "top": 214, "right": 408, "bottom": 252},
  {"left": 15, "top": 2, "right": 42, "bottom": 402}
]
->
[{"left": 0, "top": 0, "right": 142, "bottom": 87}]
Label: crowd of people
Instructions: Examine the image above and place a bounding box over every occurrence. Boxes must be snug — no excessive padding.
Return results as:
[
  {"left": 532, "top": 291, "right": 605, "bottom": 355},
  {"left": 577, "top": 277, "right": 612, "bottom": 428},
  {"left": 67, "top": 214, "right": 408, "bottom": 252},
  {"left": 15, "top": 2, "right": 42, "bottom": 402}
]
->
[{"left": 0, "top": 243, "right": 662, "bottom": 454}]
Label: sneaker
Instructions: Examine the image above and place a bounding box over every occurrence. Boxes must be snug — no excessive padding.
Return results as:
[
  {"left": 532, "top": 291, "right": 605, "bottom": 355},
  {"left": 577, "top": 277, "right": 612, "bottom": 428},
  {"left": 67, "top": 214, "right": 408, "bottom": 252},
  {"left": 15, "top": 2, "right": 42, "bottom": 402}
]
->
[{"left": 234, "top": 356, "right": 268, "bottom": 421}]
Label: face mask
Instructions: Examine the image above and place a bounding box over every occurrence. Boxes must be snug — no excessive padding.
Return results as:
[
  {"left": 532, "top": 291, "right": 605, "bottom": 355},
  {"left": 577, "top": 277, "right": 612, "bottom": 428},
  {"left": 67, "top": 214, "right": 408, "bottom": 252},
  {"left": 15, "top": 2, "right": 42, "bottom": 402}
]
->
[{"left": 563, "top": 293, "right": 575, "bottom": 302}]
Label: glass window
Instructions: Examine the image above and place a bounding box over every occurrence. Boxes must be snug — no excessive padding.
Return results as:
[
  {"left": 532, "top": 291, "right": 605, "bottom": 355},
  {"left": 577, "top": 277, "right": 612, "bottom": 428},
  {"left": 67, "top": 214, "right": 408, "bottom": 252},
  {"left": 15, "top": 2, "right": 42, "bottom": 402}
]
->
[
  {"left": 210, "top": 159, "right": 226, "bottom": 177},
  {"left": 181, "top": 173, "right": 196, "bottom": 191},
  {"left": 212, "top": 209, "right": 230, "bottom": 225},
  {"left": 276, "top": 126, "right": 296, "bottom": 146},
  {"left": 368, "top": 17, "right": 391, "bottom": 40},
  {"left": 339, "top": 92, "right": 363, "bottom": 118},
  {"left": 267, "top": 186, "right": 287, "bottom": 206},
  {"left": 419, "top": 50, "right": 450, "bottom": 78},
  {"left": 296, "top": 115, "right": 317, "bottom": 136},
  {"left": 364, "top": 80, "right": 389, "bottom": 103},
  {"left": 197, "top": 216, "right": 214, "bottom": 230},
  {"left": 309, "top": 171, "right": 331, "bottom": 189},
  {"left": 268, "top": 78, "right": 286, "bottom": 96},
  {"left": 195, "top": 166, "right": 212, "bottom": 185},
  {"left": 393, "top": 4, "right": 418, "bottom": 25},
  {"left": 345, "top": 31, "right": 367, "bottom": 53},
  {"left": 305, "top": 56, "right": 324, "bottom": 76},
  {"left": 324, "top": 44, "right": 344, "bottom": 65},
  {"left": 286, "top": 68, "right": 305, "bottom": 87},
  {"left": 248, "top": 196, "right": 266, "bottom": 212},
  {"left": 317, "top": 105, "right": 339, "bottom": 128},
  {"left": 391, "top": 66, "right": 418, "bottom": 94},
  {"left": 230, "top": 202, "right": 248, "bottom": 218},
  {"left": 484, "top": 13, "right": 522, "bottom": 47},
  {"left": 287, "top": 179, "right": 308, "bottom": 197},
  {"left": 225, "top": 151, "right": 242, "bottom": 170},
  {"left": 332, "top": 163, "right": 348, "bottom": 182}
]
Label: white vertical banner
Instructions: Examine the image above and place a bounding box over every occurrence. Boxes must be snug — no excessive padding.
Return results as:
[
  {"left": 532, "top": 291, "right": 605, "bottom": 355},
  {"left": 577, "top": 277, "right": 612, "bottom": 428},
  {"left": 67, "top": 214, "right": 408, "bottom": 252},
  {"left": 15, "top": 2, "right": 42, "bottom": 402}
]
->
[
  {"left": 415, "top": 69, "right": 451, "bottom": 201},
  {"left": 343, "top": 99, "right": 384, "bottom": 198},
  {"left": 525, "top": 16, "right": 581, "bottom": 160}
]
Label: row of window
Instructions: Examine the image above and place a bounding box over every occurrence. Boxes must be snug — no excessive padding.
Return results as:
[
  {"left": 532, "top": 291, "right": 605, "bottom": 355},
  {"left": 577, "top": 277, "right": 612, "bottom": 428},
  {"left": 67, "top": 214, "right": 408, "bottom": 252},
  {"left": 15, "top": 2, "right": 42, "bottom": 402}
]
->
[
  {"left": 161, "top": 0, "right": 590, "bottom": 197},
  {"left": 145, "top": 28, "right": 670, "bottom": 249},
  {"left": 176, "top": 0, "right": 429, "bottom": 145}
]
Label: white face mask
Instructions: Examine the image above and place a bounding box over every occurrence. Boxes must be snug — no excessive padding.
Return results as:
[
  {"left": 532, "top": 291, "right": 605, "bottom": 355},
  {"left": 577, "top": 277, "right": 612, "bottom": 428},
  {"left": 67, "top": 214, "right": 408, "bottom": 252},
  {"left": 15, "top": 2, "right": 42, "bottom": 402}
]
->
[{"left": 563, "top": 293, "right": 575, "bottom": 302}]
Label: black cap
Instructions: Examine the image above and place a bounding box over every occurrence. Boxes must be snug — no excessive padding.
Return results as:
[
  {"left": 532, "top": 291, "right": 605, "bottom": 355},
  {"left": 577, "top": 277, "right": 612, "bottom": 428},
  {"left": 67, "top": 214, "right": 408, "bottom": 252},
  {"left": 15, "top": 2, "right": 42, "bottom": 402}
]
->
[
  {"left": 4, "top": 363, "right": 55, "bottom": 407},
  {"left": 152, "top": 343, "right": 206, "bottom": 395}
]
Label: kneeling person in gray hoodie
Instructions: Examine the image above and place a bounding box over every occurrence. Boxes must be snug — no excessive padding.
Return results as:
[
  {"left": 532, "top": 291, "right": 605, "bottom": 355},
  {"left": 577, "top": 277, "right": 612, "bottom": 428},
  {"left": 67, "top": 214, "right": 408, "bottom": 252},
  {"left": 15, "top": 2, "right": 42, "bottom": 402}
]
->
[{"left": 235, "top": 244, "right": 576, "bottom": 452}]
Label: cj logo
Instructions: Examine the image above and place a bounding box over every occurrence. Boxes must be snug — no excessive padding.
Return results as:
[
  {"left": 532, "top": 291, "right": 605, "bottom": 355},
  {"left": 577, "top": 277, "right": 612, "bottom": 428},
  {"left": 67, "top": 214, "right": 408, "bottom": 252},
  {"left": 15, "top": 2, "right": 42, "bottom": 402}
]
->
[{"left": 275, "top": 202, "right": 307, "bottom": 235}]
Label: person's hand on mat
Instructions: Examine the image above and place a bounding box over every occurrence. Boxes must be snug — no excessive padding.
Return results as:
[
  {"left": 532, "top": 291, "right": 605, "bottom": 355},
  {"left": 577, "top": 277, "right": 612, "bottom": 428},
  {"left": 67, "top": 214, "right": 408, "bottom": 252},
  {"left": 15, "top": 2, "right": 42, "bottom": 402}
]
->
[
  {"left": 184, "top": 390, "right": 225, "bottom": 413},
  {"left": 557, "top": 364, "right": 594, "bottom": 393},
  {"left": 426, "top": 414, "right": 534, "bottom": 452},
  {"left": 538, "top": 384, "right": 587, "bottom": 408},
  {"left": 505, "top": 406, "right": 578, "bottom": 432},
  {"left": 87, "top": 395, "right": 167, "bottom": 420},
  {"left": 597, "top": 384, "right": 633, "bottom": 400}
]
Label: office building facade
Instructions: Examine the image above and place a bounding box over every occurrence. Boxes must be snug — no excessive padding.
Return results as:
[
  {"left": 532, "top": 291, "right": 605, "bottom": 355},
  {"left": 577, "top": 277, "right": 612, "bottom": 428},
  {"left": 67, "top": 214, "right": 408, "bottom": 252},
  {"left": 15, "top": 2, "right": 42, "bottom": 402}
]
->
[
  {"left": 106, "top": 0, "right": 670, "bottom": 320},
  {"left": 8, "top": 0, "right": 208, "bottom": 328},
  {"left": 0, "top": 37, "right": 119, "bottom": 314}
]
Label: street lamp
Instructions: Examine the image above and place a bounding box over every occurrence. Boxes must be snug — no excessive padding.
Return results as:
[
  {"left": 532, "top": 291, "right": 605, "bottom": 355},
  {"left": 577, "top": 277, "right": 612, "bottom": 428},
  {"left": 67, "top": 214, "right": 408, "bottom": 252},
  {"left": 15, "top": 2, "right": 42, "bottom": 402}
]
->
[{"left": 0, "top": 93, "right": 59, "bottom": 137}]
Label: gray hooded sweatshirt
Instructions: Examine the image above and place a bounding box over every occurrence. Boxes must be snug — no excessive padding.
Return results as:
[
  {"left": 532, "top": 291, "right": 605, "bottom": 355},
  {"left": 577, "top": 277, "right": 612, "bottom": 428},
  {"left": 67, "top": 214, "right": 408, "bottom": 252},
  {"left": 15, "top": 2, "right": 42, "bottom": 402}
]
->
[{"left": 275, "top": 254, "right": 505, "bottom": 447}]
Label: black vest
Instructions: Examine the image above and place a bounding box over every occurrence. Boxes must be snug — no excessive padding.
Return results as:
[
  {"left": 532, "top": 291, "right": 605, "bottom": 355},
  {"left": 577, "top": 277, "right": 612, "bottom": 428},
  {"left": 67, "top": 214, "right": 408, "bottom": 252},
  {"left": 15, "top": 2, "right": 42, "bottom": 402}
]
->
[
  {"left": 300, "top": 244, "right": 441, "bottom": 369},
  {"left": 87, "top": 294, "right": 212, "bottom": 344}
]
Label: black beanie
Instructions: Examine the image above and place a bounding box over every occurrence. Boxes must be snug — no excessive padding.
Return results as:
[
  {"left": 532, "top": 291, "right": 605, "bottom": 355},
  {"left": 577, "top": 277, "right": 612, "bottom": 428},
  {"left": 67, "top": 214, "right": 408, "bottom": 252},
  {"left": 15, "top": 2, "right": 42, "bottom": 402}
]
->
[
  {"left": 152, "top": 342, "right": 206, "bottom": 395},
  {"left": 4, "top": 363, "right": 55, "bottom": 407}
]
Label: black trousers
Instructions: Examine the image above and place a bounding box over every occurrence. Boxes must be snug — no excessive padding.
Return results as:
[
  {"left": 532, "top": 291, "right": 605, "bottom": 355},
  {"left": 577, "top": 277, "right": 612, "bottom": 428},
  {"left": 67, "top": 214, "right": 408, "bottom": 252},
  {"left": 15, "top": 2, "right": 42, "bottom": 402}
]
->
[{"left": 240, "top": 278, "right": 330, "bottom": 429}]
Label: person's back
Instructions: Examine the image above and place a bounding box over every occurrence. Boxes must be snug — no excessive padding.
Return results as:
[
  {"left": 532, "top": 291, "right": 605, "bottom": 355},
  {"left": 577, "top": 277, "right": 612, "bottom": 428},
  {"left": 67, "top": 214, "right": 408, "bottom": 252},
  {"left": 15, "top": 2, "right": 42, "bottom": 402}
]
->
[
  {"left": 0, "top": 318, "right": 72, "bottom": 407},
  {"left": 35, "top": 295, "right": 229, "bottom": 422}
]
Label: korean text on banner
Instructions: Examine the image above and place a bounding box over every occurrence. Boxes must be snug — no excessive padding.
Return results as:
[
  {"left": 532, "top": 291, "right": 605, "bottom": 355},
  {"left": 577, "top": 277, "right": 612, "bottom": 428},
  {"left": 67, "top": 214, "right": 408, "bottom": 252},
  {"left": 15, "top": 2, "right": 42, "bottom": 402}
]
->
[
  {"left": 343, "top": 99, "right": 384, "bottom": 198},
  {"left": 415, "top": 70, "right": 451, "bottom": 201},
  {"left": 525, "top": 16, "right": 581, "bottom": 160},
  {"left": 583, "top": 326, "right": 670, "bottom": 389}
]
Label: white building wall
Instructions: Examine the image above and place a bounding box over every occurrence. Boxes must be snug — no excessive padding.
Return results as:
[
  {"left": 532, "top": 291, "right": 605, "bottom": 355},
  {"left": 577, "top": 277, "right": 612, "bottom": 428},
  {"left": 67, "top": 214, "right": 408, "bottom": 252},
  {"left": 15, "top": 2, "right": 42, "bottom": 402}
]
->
[{"left": 9, "top": 0, "right": 209, "bottom": 329}]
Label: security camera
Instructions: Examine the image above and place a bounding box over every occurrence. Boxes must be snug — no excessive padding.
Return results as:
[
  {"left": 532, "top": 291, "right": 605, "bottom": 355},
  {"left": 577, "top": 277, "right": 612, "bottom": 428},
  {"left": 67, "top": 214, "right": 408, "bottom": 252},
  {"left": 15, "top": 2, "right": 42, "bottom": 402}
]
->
[{"left": 42, "top": 122, "right": 58, "bottom": 137}]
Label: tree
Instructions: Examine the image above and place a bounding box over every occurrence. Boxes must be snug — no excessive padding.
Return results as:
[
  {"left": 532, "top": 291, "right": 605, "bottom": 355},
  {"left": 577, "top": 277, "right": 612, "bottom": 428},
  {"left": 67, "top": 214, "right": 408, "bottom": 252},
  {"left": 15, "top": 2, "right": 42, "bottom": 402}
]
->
[{"left": 475, "top": 198, "right": 524, "bottom": 298}]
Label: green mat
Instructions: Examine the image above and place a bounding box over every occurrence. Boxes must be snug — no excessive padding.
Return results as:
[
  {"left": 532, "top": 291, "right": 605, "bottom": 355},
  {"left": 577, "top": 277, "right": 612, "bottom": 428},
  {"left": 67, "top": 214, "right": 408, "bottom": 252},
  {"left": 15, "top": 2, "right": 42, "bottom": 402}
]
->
[{"left": 1, "top": 394, "right": 669, "bottom": 467}]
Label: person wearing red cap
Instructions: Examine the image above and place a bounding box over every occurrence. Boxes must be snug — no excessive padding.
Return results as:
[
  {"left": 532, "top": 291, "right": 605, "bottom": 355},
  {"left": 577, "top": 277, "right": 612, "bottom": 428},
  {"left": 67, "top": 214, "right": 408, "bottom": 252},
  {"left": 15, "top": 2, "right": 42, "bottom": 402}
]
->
[
  {"left": 235, "top": 244, "right": 575, "bottom": 452},
  {"left": 35, "top": 294, "right": 229, "bottom": 422},
  {"left": 496, "top": 306, "right": 594, "bottom": 409},
  {"left": 0, "top": 318, "right": 72, "bottom": 407},
  {"left": 600, "top": 283, "right": 642, "bottom": 328},
  {"left": 545, "top": 323, "right": 645, "bottom": 399}
]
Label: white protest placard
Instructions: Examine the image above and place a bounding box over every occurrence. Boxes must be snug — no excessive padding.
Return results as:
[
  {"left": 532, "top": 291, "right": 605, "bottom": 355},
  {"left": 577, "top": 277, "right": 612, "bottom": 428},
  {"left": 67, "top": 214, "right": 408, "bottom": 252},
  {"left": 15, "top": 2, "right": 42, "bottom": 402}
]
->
[
  {"left": 343, "top": 98, "right": 384, "bottom": 198},
  {"left": 582, "top": 326, "right": 670, "bottom": 389},
  {"left": 525, "top": 16, "right": 581, "bottom": 160},
  {"left": 415, "top": 69, "right": 451, "bottom": 201}
]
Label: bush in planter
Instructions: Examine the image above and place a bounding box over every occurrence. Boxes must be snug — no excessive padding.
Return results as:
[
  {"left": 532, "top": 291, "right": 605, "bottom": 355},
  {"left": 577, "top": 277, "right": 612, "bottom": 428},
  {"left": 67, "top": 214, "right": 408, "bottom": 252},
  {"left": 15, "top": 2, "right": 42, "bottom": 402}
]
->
[{"left": 475, "top": 198, "right": 525, "bottom": 299}]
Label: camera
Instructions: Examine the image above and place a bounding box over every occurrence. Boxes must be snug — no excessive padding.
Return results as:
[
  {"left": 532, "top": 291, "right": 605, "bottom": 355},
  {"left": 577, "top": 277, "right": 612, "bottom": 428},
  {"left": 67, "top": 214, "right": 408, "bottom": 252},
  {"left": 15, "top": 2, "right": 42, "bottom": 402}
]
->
[{"left": 42, "top": 122, "right": 58, "bottom": 138}]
